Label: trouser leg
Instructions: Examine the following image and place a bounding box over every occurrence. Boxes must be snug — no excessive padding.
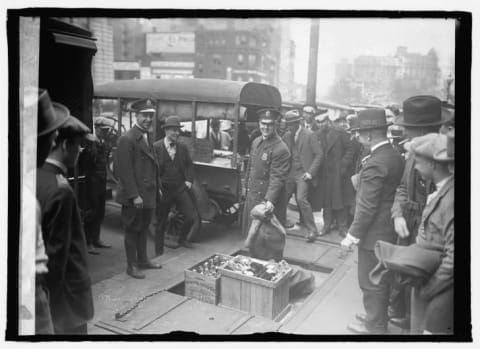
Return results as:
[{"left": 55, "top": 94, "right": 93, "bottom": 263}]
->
[
  {"left": 423, "top": 286, "right": 454, "bottom": 334},
  {"left": 175, "top": 190, "right": 196, "bottom": 243},
  {"left": 322, "top": 207, "right": 333, "bottom": 233},
  {"left": 92, "top": 187, "right": 106, "bottom": 243},
  {"left": 296, "top": 178, "right": 317, "bottom": 234},
  {"left": 335, "top": 208, "right": 348, "bottom": 232},
  {"left": 121, "top": 206, "right": 140, "bottom": 265},
  {"left": 358, "top": 247, "right": 390, "bottom": 333},
  {"left": 155, "top": 193, "right": 174, "bottom": 255},
  {"left": 35, "top": 282, "right": 54, "bottom": 334},
  {"left": 136, "top": 209, "right": 154, "bottom": 264}
]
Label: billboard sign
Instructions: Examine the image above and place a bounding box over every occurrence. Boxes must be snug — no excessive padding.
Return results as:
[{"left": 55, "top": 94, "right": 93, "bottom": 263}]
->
[{"left": 146, "top": 32, "right": 195, "bottom": 54}]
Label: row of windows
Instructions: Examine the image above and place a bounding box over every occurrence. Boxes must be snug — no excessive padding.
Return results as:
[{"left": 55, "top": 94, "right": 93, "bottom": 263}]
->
[
  {"left": 197, "top": 53, "right": 261, "bottom": 70},
  {"left": 204, "top": 34, "right": 267, "bottom": 48}
]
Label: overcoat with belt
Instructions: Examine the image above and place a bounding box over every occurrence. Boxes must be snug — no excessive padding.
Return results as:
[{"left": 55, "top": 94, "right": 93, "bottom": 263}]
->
[
  {"left": 242, "top": 133, "right": 291, "bottom": 233},
  {"left": 115, "top": 125, "right": 158, "bottom": 208},
  {"left": 415, "top": 175, "right": 454, "bottom": 300},
  {"left": 37, "top": 162, "right": 94, "bottom": 332},
  {"left": 310, "top": 125, "right": 356, "bottom": 211},
  {"left": 282, "top": 127, "right": 323, "bottom": 186},
  {"left": 348, "top": 142, "right": 405, "bottom": 250}
]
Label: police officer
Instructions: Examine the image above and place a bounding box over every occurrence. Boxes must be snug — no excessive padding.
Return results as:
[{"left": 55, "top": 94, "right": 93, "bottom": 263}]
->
[
  {"left": 115, "top": 99, "right": 162, "bottom": 279},
  {"left": 243, "top": 108, "right": 291, "bottom": 234}
]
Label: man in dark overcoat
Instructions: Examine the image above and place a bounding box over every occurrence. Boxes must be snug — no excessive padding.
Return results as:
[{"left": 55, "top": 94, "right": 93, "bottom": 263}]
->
[
  {"left": 404, "top": 133, "right": 454, "bottom": 334},
  {"left": 243, "top": 108, "right": 291, "bottom": 234},
  {"left": 340, "top": 108, "right": 405, "bottom": 334},
  {"left": 154, "top": 115, "right": 196, "bottom": 251},
  {"left": 282, "top": 109, "right": 323, "bottom": 242},
  {"left": 36, "top": 104, "right": 95, "bottom": 334},
  {"left": 388, "top": 95, "right": 452, "bottom": 327},
  {"left": 312, "top": 112, "right": 356, "bottom": 237},
  {"left": 115, "top": 99, "right": 162, "bottom": 279}
]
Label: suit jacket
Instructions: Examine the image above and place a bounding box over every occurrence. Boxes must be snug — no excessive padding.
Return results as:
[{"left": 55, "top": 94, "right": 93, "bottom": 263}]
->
[
  {"left": 282, "top": 127, "right": 323, "bottom": 186},
  {"left": 391, "top": 153, "right": 435, "bottom": 243},
  {"left": 415, "top": 176, "right": 454, "bottom": 300},
  {"left": 349, "top": 142, "right": 405, "bottom": 250},
  {"left": 36, "top": 162, "right": 94, "bottom": 332},
  {"left": 115, "top": 126, "right": 158, "bottom": 208},
  {"left": 310, "top": 126, "right": 356, "bottom": 210},
  {"left": 153, "top": 137, "right": 195, "bottom": 191}
]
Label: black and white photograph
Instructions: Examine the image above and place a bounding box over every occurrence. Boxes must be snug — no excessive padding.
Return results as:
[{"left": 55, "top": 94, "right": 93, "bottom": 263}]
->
[{"left": 3, "top": 0, "right": 474, "bottom": 342}]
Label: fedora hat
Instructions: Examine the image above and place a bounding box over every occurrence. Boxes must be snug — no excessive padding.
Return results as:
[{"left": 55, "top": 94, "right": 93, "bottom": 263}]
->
[
  {"left": 284, "top": 109, "right": 303, "bottom": 124},
  {"left": 302, "top": 105, "right": 316, "bottom": 114},
  {"left": 161, "top": 115, "right": 183, "bottom": 129},
  {"left": 396, "top": 95, "right": 452, "bottom": 127},
  {"left": 434, "top": 132, "right": 454, "bottom": 162},
  {"left": 56, "top": 103, "right": 96, "bottom": 142},
  {"left": 257, "top": 108, "right": 281, "bottom": 123},
  {"left": 350, "top": 108, "right": 391, "bottom": 132},
  {"left": 26, "top": 88, "right": 70, "bottom": 136}
]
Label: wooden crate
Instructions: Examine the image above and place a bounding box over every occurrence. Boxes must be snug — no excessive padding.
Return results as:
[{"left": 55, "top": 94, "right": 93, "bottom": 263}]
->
[
  {"left": 218, "top": 258, "right": 292, "bottom": 319},
  {"left": 184, "top": 254, "right": 232, "bottom": 305}
]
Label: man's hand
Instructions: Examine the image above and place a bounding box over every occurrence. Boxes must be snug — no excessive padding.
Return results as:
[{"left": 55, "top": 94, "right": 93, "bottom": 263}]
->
[
  {"left": 185, "top": 181, "right": 192, "bottom": 189},
  {"left": 158, "top": 188, "right": 163, "bottom": 199},
  {"left": 394, "top": 216, "right": 410, "bottom": 239},
  {"left": 302, "top": 172, "right": 312, "bottom": 181},
  {"left": 340, "top": 236, "right": 354, "bottom": 250},
  {"left": 133, "top": 196, "right": 143, "bottom": 208},
  {"left": 264, "top": 200, "right": 274, "bottom": 212}
]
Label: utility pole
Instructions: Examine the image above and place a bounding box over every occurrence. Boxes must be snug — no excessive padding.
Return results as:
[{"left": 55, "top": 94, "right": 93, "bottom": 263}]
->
[{"left": 306, "top": 18, "right": 320, "bottom": 105}]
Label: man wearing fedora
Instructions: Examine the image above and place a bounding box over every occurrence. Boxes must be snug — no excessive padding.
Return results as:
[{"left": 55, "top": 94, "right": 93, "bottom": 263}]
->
[
  {"left": 30, "top": 89, "right": 68, "bottom": 334},
  {"left": 340, "top": 108, "right": 405, "bottom": 334},
  {"left": 389, "top": 95, "right": 452, "bottom": 326},
  {"left": 115, "top": 99, "right": 162, "bottom": 279},
  {"left": 282, "top": 109, "right": 323, "bottom": 242},
  {"left": 404, "top": 133, "right": 454, "bottom": 334},
  {"left": 243, "top": 108, "right": 291, "bottom": 233},
  {"left": 154, "top": 115, "right": 196, "bottom": 251},
  {"left": 311, "top": 111, "right": 356, "bottom": 237},
  {"left": 37, "top": 103, "right": 96, "bottom": 334}
]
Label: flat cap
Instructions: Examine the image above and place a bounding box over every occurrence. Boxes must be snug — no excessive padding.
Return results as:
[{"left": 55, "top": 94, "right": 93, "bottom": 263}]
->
[
  {"left": 404, "top": 133, "right": 448, "bottom": 161},
  {"left": 284, "top": 109, "right": 303, "bottom": 124}
]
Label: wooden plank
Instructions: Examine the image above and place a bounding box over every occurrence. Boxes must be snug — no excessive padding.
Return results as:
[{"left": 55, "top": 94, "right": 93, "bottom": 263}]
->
[
  {"left": 278, "top": 264, "right": 351, "bottom": 333},
  {"left": 232, "top": 316, "right": 282, "bottom": 334},
  {"left": 314, "top": 245, "right": 348, "bottom": 270},
  {"left": 138, "top": 298, "right": 247, "bottom": 334}
]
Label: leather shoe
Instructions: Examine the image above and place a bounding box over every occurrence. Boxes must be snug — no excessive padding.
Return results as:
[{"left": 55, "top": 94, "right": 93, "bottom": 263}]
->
[
  {"left": 347, "top": 322, "right": 371, "bottom": 334},
  {"left": 306, "top": 232, "right": 318, "bottom": 243},
  {"left": 126, "top": 265, "right": 145, "bottom": 279},
  {"left": 93, "top": 240, "right": 111, "bottom": 248},
  {"left": 87, "top": 244, "right": 100, "bottom": 255},
  {"left": 179, "top": 240, "right": 194, "bottom": 249},
  {"left": 137, "top": 261, "right": 162, "bottom": 269},
  {"left": 285, "top": 220, "right": 295, "bottom": 229},
  {"left": 355, "top": 313, "right": 368, "bottom": 324},
  {"left": 389, "top": 317, "right": 410, "bottom": 330}
]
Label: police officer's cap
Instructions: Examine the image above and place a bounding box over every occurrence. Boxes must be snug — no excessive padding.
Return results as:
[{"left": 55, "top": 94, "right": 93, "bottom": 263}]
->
[
  {"left": 257, "top": 108, "right": 281, "bottom": 123},
  {"left": 131, "top": 99, "right": 156, "bottom": 113}
]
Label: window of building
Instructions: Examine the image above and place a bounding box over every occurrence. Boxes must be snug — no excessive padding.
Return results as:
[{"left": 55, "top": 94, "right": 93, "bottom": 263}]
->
[
  {"left": 213, "top": 54, "right": 222, "bottom": 66},
  {"left": 198, "top": 63, "right": 204, "bottom": 73},
  {"left": 248, "top": 54, "right": 256, "bottom": 66},
  {"left": 237, "top": 54, "right": 244, "bottom": 66}
]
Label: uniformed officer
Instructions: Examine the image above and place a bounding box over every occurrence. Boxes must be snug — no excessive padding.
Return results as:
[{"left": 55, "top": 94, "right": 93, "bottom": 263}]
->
[
  {"left": 36, "top": 103, "right": 95, "bottom": 334},
  {"left": 115, "top": 98, "right": 162, "bottom": 279},
  {"left": 243, "top": 108, "right": 291, "bottom": 234}
]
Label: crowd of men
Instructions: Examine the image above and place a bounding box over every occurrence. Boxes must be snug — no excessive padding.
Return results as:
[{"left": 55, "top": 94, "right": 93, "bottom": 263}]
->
[
  {"left": 28, "top": 85, "right": 454, "bottom": 335},
  {"left": 243, "top": 96, "right": 454, "bottom": 335}
]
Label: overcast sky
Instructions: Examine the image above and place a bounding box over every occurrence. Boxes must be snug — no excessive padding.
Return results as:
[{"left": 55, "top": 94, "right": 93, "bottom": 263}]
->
[{"left": 290, "top": 18, "right": 456, "bottom": 97}]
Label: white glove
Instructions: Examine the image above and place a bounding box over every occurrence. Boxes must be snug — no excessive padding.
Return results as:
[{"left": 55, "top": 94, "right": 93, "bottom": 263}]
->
[
  {"left": 185, "top": 181, "right": 192, "bottom": 189},
  {"left": 340, "top": 233, "right": 358, "bottom": 250},
  {"left": 264, "top": 200, "right": 274, "bottom": 212},
  {"left": 302, "top": 172, "right": 312, "bottom": 181}
]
